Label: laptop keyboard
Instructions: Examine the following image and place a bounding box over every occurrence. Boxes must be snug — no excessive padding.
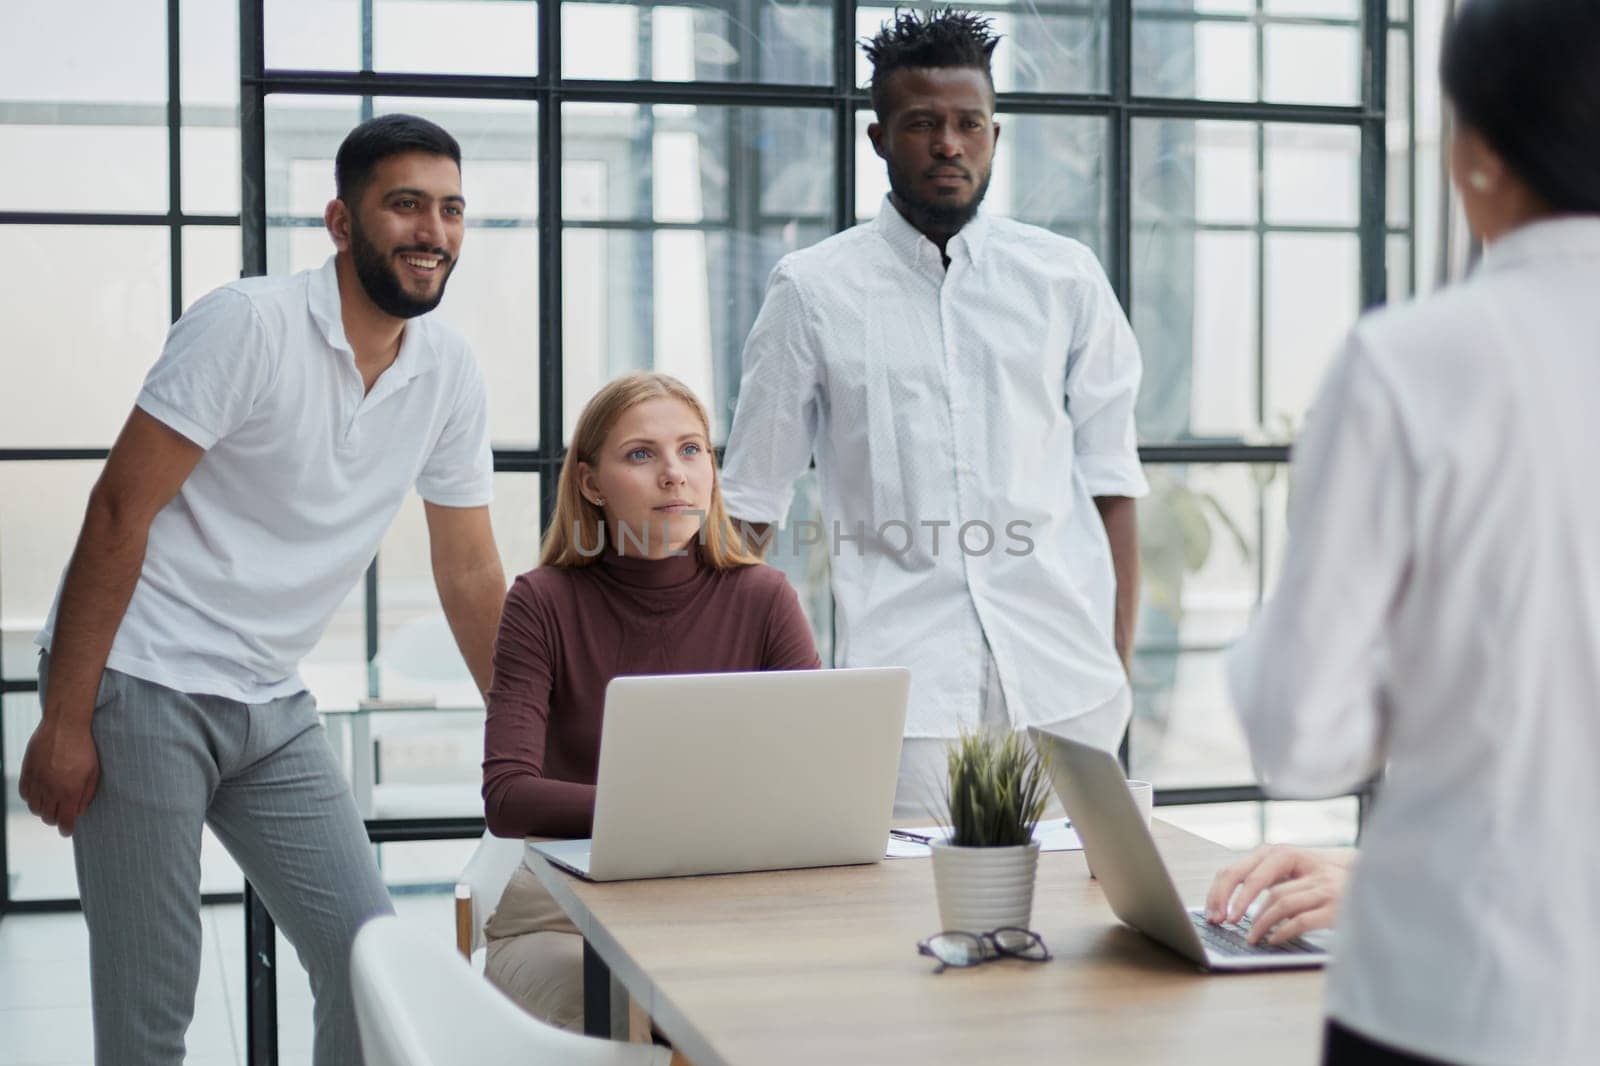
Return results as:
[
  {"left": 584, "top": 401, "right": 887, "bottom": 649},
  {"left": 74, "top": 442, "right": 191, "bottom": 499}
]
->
[{"left": 1190, "top": 912, "right": 1322, "bottom": 957}]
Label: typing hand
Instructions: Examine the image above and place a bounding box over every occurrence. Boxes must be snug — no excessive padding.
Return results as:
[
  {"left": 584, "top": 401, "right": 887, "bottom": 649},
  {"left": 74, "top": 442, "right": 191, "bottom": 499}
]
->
[{"left": 1205, "top": 844, "right": 1349, "bottom": 946}]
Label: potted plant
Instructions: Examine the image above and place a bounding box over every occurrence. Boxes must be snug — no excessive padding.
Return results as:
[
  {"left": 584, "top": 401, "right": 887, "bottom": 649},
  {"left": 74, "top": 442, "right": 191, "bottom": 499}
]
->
[{"left": 930, "top": 729, "right": 1053, "bottom": 933}]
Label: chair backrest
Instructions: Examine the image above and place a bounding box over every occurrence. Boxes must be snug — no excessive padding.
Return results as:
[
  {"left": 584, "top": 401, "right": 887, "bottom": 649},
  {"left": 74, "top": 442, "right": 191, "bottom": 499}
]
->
[
  {"left": 351, "top": 915, "right": 672, "bottom": 1066},
  {"left": 455, "top": 830, "right": 529, "bottom": 956}
]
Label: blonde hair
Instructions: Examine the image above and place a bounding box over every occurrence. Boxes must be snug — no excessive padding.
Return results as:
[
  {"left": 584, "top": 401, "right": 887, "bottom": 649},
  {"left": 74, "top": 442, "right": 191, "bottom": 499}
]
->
[{"left": 539, "top": 372, "right": 761, "bottom": 570}]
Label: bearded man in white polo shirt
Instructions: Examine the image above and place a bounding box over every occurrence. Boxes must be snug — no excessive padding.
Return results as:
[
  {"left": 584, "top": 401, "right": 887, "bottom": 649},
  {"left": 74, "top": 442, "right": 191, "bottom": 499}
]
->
[
  {"left": 722, "top": 11, "right": 1147, "bottom": 821},
  {"left": 17, "top": 114, "right": 507, "bottom": 1065}
]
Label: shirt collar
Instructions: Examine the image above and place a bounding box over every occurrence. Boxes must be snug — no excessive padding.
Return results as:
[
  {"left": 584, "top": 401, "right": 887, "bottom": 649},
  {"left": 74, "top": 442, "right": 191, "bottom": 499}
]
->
[
  {"left": 307, "top": 255, "right": 350, "bottom": 352},
  {"left": 306, "top": 254, "right": 440, "bottom": 385},
  {"left": 1480, "top": 216, "right": 1600, "bottom": 276},
  {"left": 872, "top": 196, "right": 991, "bottom": 273}
]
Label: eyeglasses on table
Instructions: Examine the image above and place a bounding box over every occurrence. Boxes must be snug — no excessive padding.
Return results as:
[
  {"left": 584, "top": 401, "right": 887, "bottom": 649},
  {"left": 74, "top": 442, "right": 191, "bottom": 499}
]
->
[{"left": 917, "top": 927, "right": 1051, "bottom": 973}]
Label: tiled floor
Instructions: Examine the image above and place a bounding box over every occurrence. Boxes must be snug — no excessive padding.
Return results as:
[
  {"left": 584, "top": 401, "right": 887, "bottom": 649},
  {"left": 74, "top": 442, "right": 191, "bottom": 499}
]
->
[{"left": 0, "top": 894, "right": 454, "bottom": 1066}]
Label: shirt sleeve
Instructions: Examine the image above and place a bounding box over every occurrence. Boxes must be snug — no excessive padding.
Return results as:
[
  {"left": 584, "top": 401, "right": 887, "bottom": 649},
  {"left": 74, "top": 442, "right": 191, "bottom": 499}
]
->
[
  {"left": 415, "top": 350, "right": 493, "bottom": 508},
  {"left": 1226, "top": 332, "right": 1416, "bottom": 798},
  {"left": 760, "top": 572, "right": 823, "bottom": 671},
  {"left": 481, "top": 578, "right": 597, "bottom": 838},
  {"left": 720, "top": 263, "right": 824, "bottom": 525},
  {"left": 1064, "top": 255, "right": 1149, "bottom": 499},
  {"left": 136, "top": 287, "right": 274, "bottom": 449}
]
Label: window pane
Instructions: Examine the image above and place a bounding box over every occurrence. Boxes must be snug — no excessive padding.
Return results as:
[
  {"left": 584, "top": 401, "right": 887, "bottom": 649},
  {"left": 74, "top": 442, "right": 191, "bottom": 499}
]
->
[
  {"left": 1133, "top": 120, "right": 1363, "bottom": 444},
  {"left": 562, "top": 103, "right": 833, "bottom": 443},
  {"left": 265, "top": 96, "right": 540, "bottom": 448},
  {"left": 0, "top": 461, "right": 101, "bottom": 678},
  {"left": 1265, "top": 0, "right": 1358, "bottom": 16},
  {"left": 1, "top": 226, "right": 169, "bottom": 448},
  {"left": 0, "top": 121, "right": 168, "bottom": 213},
  {"left": 1388, "top": 233, "right": 1412, "bottom": 304},
  {"left": 182, "top": 225, "right": 244, "bottom": 312},
  {"left": 855, "top": 110, "right": 1110, "bottom": 257},
  {"left": 1387, "top": 27, "right": 1412, "bottom": 227},
  {"left": 1262, "top": 24, "right": 1360, "bottom": 106},
  {"left": 1132, "top": 650, "right": 1256, "bottom": 788},
  {"left": 1265, "top": 123, "right": 1360, "bottom": 227},
  {"left": 1135, "top": 3, "right": 1362, "bottom": 106},
  {"left": 301, "top": 580, "right": 368, "bottom": 709},
  {"left": 375, "top": 0, "right": 538, "bottom": 76},
  {"left": 372, "top": 473, "right": 541, "bottom": 706},
  {"left": 1, "top": 0, "right": 166, "bottom": 105},
  {"left": 1135, "top": 9, "right": 1256, "bottom": 102},
  {"left": 857, "top": 1, "right": 1107, "bottom": 95},
  {"left": 1132, "top": 119, "right": 1261, "bottom": 443},
  {"left": 265, "top": 0, "right": 361, "bottom": 70},
  {"left": 563, "top": 0, "right": 831, "bottom": 84},
  {"left": 1264, "top": 231, "right": 1358, "bottom": 434},
  {"left": 182, "top": 0, "right": 240, "bottom": 214},
  {"left": 182, "top": 125, "right": 242, "bottom": 215},
  {"left": 3, "top": 0, "right": 178, "bottom": 217},
  {"left": 1134, "top": 463, "right": 1287, "bottom": 790}
]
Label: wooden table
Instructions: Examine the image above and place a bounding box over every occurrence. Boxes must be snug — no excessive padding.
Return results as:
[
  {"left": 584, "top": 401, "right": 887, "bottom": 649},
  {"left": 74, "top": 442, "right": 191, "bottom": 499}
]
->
[{"left": 529, "top": 821, "right": 1327, "bottom": 1065}]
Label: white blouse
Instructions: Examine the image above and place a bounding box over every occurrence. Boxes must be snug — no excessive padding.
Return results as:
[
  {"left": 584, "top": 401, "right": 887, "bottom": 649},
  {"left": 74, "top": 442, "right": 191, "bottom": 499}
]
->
[{"left": 1229, "top": 218, "right": 1600, "bottom": 1065}]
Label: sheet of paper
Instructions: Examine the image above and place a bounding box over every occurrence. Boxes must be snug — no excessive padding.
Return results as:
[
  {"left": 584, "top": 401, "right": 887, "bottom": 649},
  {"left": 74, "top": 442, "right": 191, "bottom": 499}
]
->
[{"left": 883, "top": 820, "right": 1082, "bottom": 859}]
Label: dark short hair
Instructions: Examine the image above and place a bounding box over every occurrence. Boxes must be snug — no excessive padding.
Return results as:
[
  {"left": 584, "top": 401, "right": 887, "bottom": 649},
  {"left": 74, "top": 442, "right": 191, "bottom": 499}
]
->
[
  {"left": 1441, "top": 0, "right": 1600, "bottom": 213},
  {"left": 334, "top": 113, "right": 462, "bottom": 204},
  {"left": 862, "top": 8, "right": 1001, "bottom": 120}
]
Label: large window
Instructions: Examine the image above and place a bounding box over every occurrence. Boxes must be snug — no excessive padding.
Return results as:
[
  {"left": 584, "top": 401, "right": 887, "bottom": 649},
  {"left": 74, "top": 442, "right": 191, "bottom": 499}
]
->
[{"left": 3, "top": 0, "right": 1417, "bottom": 912}]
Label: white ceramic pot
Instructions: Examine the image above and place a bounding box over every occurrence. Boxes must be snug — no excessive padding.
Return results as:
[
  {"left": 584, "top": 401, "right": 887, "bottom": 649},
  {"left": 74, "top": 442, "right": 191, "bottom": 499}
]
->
[{"left": 930, "top": 839, "right": 1041, "bottom": 933}]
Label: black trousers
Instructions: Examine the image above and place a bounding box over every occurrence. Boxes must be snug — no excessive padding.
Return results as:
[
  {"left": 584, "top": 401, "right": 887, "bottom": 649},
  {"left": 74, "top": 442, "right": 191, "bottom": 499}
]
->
[{"left": 1324, "top": 1020, "right": 1459, "bottom": 1066}]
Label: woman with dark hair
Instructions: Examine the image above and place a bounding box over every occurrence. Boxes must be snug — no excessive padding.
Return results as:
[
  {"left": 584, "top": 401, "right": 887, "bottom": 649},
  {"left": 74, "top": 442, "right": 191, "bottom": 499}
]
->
[
  {"left": 1222, "top": 1, "right": 1600, "bottom": 1063},
  {"left": 478, "top": 372, "right": 820, "bottom": 1029}
]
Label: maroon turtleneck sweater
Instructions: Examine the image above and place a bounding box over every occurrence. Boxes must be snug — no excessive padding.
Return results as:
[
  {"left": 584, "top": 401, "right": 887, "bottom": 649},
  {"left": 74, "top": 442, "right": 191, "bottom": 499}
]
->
[{"left": 482, "top": 547, "right": 821, "bottom": 838}]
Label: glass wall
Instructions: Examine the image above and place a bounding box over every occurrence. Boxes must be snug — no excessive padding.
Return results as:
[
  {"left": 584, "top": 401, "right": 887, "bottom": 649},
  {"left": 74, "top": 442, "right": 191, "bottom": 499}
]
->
[{"left": 3, "top": 0, "right": 1414, "bottom": 908}]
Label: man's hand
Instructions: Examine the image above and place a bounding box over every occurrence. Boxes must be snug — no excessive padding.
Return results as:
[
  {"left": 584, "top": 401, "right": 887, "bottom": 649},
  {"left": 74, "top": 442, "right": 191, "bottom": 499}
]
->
[
  {"left": 1205, "top": 844, "right": 1350, "bottom": 945},
  {"left": 18, "top": 718, "right": 101, "bottom": 837}
]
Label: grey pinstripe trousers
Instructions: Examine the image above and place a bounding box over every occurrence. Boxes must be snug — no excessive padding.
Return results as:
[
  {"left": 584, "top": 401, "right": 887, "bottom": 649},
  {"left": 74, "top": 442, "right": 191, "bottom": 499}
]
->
[{"left": 40, "top": 652, "right": 394, "bottom": 1066}]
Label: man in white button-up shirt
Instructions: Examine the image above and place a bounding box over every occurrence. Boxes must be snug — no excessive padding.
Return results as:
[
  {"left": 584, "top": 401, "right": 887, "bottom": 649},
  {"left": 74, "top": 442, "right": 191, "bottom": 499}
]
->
[
  {"left": 18, "top": 115, "right": 507, "bottom": 1066},
  {"left": 722, "top": 10, "right": 1147, "bottom": 819}
]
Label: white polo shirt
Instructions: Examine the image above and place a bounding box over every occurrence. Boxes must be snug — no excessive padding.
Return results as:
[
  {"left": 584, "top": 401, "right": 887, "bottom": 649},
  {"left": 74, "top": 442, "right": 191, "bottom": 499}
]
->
[
  {"left": 722, "top": 201, "right": 1148, "bottom": 737},
  {"left": 37, "top": 256, "right": 493, "bottom": 703}
]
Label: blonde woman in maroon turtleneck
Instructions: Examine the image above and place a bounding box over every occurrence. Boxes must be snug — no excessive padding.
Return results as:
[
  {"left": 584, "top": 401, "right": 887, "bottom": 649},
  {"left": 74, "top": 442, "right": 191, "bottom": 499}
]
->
[{"left": 480, "top": 372, "right": 820, "bottom": 1029}]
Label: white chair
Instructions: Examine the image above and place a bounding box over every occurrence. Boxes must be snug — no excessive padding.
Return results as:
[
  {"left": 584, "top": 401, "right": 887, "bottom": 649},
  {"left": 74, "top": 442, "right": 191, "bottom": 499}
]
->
[
  {"left": 454, "top": 830, "right": 528, "bottom": 959},
  {"left": 351, "top": 915, "right": 673, "bottom": 1066}
]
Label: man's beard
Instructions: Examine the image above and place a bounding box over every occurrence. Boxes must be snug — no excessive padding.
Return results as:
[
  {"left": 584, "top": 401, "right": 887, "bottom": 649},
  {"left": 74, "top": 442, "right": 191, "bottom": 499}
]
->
[
  {"left": 349, "top": 214, "right": 455, "bottom": 319},
  {"left": 886, "top": 159, "right": 992, "bottom": 235}
]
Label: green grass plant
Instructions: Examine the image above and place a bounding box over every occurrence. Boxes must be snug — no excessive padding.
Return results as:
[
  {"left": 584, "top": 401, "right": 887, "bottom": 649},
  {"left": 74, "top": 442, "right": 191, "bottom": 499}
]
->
[{"left": 940, "top": 729, "right": 1053, "bottom": 847}]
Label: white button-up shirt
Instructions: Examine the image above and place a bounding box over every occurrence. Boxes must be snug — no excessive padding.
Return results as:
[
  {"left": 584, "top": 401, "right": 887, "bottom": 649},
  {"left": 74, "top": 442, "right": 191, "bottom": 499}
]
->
[
  {"left": 38, "top": 257, "right": 493, "bottom": 703},
  {"left": 1228, "top": 218, "right": 1600, "bottom": 1065},
  {"left": 722, "top": 200, "right": 1148, "bottom": 737}
]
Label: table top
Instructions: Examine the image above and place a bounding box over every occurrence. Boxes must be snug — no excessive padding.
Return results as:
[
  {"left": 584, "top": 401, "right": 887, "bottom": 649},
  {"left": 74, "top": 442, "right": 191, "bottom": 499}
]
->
[{"left": 529, "top": 821, "right": 1328, "bottom": 1066}]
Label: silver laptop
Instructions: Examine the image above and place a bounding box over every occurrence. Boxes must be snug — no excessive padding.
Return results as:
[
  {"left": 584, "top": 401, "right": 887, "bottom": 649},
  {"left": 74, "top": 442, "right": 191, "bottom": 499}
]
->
[
  {"left": 1028, "top": 728, "right": 1329, "bottom": 972},
  {"left": 530, "top": 667, "right": 909, "bottom": 882}
]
